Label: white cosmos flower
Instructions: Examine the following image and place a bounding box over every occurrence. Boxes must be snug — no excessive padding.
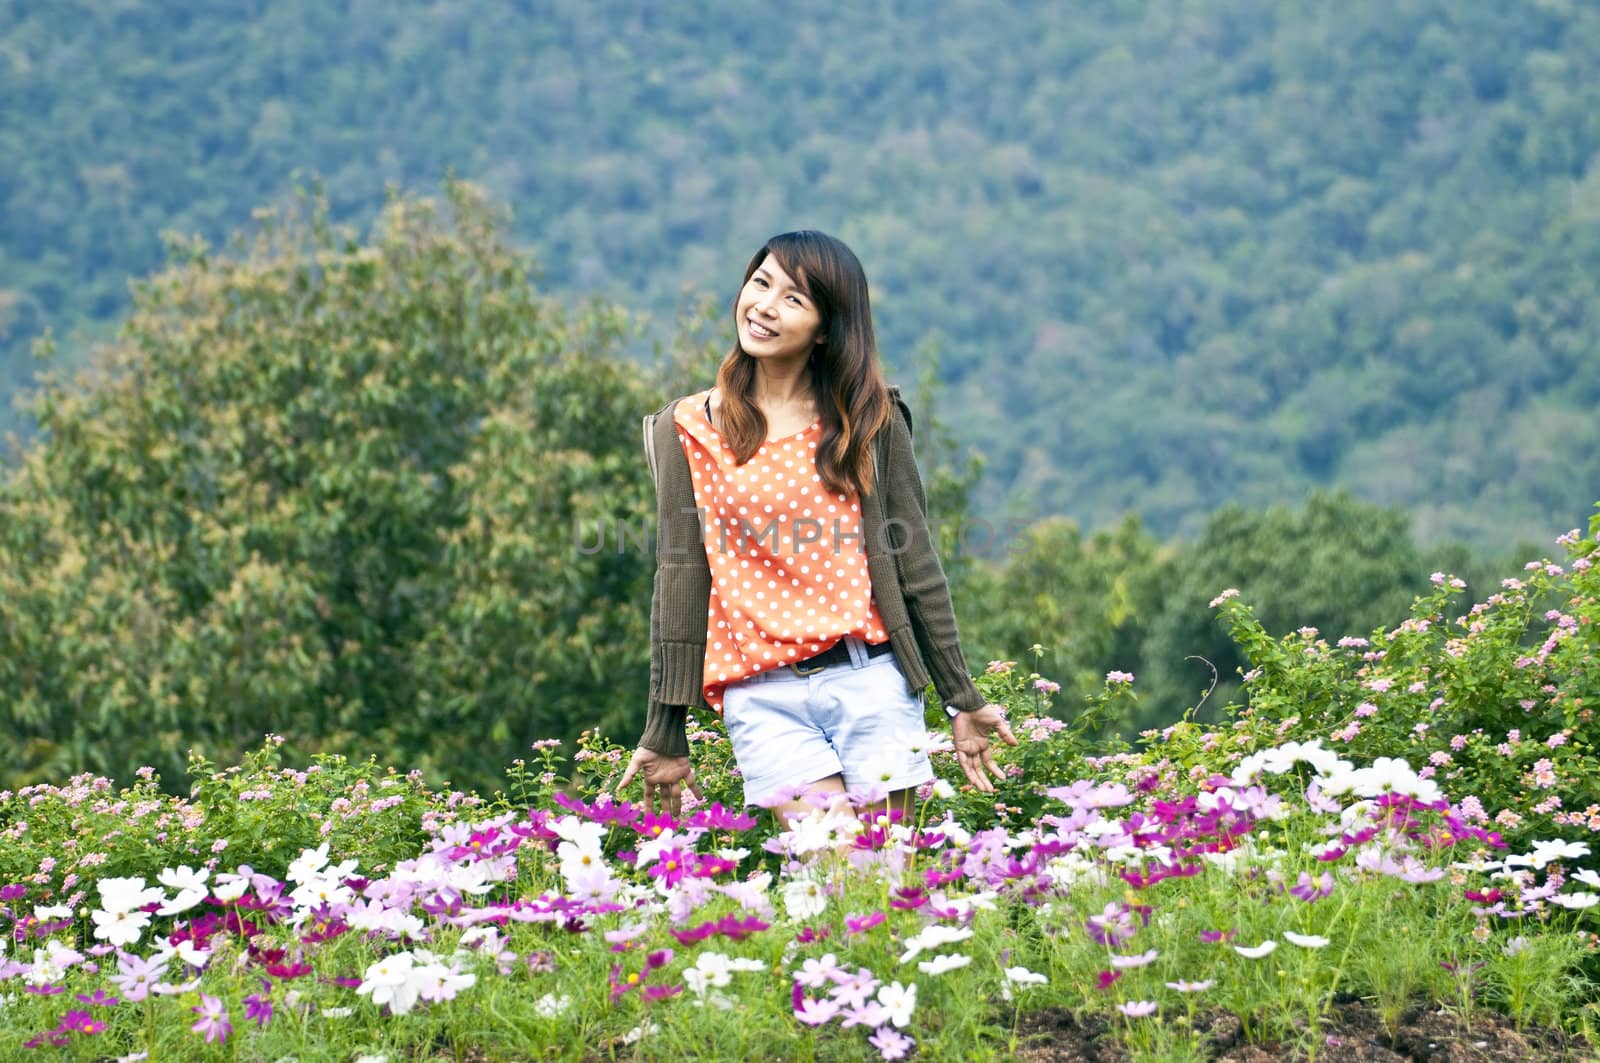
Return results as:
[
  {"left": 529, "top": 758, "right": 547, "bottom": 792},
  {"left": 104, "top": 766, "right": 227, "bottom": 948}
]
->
[
  {"left": 289, "top": 874, "right": 354, "bottom": 913},
  {"left": 1528, "top": 839, "right": 1591, "bottom": 869},
  {"left": 33, "top": 904, "right": 73, "bottom": 921},
  {"left": 172, "top": 938, "right": 212, "bottom": 969},
  {"left": 1000, "top": 963, "right": 1048, "bottom": 1003},
  {"left": 286, "top": 843, "right": 331, "bottom": 884},
  {"left": 934, "top": 814, "right": 972, "bottom": 848},
  {"left": 158, "top": 865, "right": 210, "bottom": 894},
  {"left": 692, "top": 951, "right": 734, "bottom": 989},
  {"left": 917, "top": 953, "right": 972, "bottom": 976},
  {"left": 1233, "top": 940, "right": 1278, "bottom": 959},
  {"left": 557, "top": 833, "right": 604, "bottom": 868},
  {"left": 1283, "top": 739, "right": 1348, "bottom": 777},
  {"left": 876, "top": 980, "right": 918, "bottom": 1028},
  {"left": 782, "top": 808, "right": 862, "bottom": 856},
  {"left": 1283, "top": 931, "right": 1330, "bottom": 948},
  {"left": 1004, "top": 966, "right": 1048, "bottom": 987},
  {"left": 1348, "top": 757, "right": 1442, "bottom": 803},
  {"left": 551, "top": 815, "right": 605, "bottom": 847},
  {"left": 1571, "top": 868, "right": 1600, "bottom": 890},
  {"left": 25, "top": 951, "right": 66, "bottom": 987},
  {"left": 1550, "top": 892, "right": 1600, "bottom": 910},
  {"left": 91, "top": 877, "right": 165, "bottom": 948},
  {"left": 157, "top": 889, "right": 207, "bottom": 917},
  {"left": 898, "top": 925, "right": 975, "bottom": 965},
  {"left": 210, "top": 875, "right": 251, "bottom": 903},
  {"left": 931, "top": 779, "right": 957, "bottom": 800},
  {"left": 356, "top": 952, "right": 419, "bottom": 1015},
  {"left": 781, "top": 878, "right": 828, "bottom": 920}
]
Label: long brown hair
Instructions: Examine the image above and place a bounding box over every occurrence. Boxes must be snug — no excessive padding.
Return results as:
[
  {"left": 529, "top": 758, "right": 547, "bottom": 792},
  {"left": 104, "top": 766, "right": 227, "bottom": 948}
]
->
[{"left": 713, "top": 231, "right": 892, "bottom": 498}]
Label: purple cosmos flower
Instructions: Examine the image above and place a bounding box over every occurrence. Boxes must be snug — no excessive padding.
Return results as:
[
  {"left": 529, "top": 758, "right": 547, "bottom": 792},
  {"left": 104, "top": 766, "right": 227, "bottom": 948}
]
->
[
  {"left": 688, "top": 803, "right": 756, "bottom": 831},
  {"left": 74, "top": 989, "right": 119, "bottom": 1007},
  {"left": 669, "top": 921, "right": 719, "bottom": 947},
  {"left": 58, "top": 1010, "right": 106, "bottom": 1034},
  {"left": 243, "top": 991, "right": 274, "bottom": 1029},
  {"left": 1085, "top": 901, "right": 1138, "bottom": 947},
  {"left": 1289, "top": 870, "right": 1335, "bottom": 903},
  {"left": 714, "top": 915, "right": 770, "bottom": 941}
]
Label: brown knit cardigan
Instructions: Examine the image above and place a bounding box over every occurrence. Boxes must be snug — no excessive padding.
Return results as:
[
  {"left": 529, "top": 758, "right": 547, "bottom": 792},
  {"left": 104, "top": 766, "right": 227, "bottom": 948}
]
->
[{"left": 637, "top": 385, "right": 987, "bottom": 758}]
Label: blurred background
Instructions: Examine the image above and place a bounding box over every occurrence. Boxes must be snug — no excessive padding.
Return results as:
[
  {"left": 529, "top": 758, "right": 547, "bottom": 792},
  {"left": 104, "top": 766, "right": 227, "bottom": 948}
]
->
[{"left": 2, "top": 0, "right": 1597, "bottom": 791}]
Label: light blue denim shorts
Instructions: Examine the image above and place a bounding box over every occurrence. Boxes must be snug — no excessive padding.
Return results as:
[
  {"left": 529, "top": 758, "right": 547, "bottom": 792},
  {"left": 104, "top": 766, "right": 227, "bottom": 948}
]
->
[{"left": 722, "top": 636, "right": 935, "bottom": 807}]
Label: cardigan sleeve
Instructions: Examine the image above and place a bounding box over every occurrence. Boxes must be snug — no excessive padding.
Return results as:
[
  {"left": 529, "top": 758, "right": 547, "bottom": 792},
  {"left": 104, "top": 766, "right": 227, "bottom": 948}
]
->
[
  {"left": 639, "top": 701, "right": 690, "bottom": 758},
  {"left": 881, "top": 400, "right": 988, "bottom": 714},
  {"left": 637, "top": 406, "right": 692, "bottom": 759}
]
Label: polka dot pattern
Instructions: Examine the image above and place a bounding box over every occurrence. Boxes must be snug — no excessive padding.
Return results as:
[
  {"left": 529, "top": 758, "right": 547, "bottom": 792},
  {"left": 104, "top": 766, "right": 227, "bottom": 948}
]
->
[{"left": 675, "top": 387, "right": 888, "bottom": 711}]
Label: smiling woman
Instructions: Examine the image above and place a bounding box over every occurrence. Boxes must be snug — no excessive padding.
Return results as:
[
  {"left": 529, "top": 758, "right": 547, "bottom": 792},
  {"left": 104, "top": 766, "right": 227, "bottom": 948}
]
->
[{"left": 620, "top": 230, "right": 1018, "bottom": 827}]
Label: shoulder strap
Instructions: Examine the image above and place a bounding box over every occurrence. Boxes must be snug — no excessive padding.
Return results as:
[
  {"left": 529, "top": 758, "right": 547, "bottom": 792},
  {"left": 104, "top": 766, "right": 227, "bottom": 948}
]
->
[
  {"left": 888, "top": 385, "right": 914, "bottom": 438},
  {"left": 642, "top": 413, "right": 660, "bottom": 491}
]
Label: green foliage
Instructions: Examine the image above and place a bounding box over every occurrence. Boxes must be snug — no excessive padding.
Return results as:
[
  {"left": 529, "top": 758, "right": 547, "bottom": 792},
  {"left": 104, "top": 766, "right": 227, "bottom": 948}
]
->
[
  {"left": 962, "top": 515, "right": 1165, "bottom": 728},
  {"left": 1141, "top": 490, "right": 1432, "bottom": 718},
  {"left": 0, "top": 180, "right": 665, "bottom": 792},
  {"left": 0, "top": 736, "right": 476, "bottom": 899},
  {"left": 4, "top": 1, "right": 1600, "bottom": 547}
]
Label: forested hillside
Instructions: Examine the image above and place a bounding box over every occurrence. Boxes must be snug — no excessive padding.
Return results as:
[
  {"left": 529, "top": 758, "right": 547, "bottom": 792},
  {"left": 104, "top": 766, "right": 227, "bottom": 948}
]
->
[{"left": 3, "top": 0, "right": 1598, "bottom": 548}]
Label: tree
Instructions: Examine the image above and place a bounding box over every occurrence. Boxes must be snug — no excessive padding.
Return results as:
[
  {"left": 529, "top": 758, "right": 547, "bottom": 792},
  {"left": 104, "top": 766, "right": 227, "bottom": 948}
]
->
[{"left": 0, "top": 180, "right": 662, "bottom": 791}]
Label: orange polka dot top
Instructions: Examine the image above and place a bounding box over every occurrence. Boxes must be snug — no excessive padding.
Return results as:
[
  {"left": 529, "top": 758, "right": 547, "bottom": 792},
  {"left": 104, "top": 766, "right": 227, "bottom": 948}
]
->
[{"left": 674, "top": 387, "right": 890, "bottom": 711}]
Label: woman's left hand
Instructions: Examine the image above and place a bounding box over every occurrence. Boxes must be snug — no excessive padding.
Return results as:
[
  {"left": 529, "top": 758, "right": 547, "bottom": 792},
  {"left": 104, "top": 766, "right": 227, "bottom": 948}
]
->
[{"left": 950, "top": 703, "right": 1018, "bottom": 793}]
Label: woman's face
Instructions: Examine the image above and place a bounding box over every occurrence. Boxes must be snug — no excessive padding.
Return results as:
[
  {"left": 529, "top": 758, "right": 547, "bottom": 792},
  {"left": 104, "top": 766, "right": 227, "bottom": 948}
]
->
[{"left": 736, "top": 254, "right": 824, "bottom": 365}]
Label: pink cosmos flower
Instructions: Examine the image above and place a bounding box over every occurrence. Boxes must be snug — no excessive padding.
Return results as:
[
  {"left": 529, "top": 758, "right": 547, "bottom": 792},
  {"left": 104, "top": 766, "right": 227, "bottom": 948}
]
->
[
  {"left": 190, "top": 994, "right": 232, "bottom": 1044},
  {"left": 869, "top": 1025, "right": 915, "bottom": 1060},
  {"left": 846, "top": 910, "right": 886, "bottom": 935},
  {"left": 794, "top": 995, "right": 841, "bottom": 1026}
]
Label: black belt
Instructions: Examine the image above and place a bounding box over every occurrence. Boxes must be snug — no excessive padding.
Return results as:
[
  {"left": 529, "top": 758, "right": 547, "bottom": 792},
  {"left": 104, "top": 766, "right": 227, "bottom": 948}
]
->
[{"left": 789, "top": 638, "right": 893, "bottom": 677}]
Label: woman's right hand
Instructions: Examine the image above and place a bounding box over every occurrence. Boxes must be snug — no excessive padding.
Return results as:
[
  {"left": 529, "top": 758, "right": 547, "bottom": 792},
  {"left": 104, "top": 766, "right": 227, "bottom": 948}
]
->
[{"left": 617, "top": 747, "right": 703, "bottom": 820}]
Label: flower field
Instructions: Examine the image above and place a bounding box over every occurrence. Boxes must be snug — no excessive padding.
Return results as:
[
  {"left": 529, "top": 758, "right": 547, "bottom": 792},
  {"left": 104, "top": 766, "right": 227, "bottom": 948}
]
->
[
  {"left": 2, "top": 521, "right": 1599, "bottom": 1060},
  {"left": 0, "top": 729, "right": 1595, "bottom": 1060}
]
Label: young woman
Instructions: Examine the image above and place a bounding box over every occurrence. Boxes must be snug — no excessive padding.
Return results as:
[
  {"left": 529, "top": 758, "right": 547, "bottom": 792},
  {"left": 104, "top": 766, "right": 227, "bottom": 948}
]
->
[{"left": 620, "top": 230, "right": 1016, "bottom": 823}]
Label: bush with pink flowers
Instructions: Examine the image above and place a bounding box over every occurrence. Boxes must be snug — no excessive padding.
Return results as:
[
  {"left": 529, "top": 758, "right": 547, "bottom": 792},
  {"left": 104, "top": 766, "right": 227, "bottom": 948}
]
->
[{"left": 1207, "top": 507, "right": 1600, "bottom": 857}]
